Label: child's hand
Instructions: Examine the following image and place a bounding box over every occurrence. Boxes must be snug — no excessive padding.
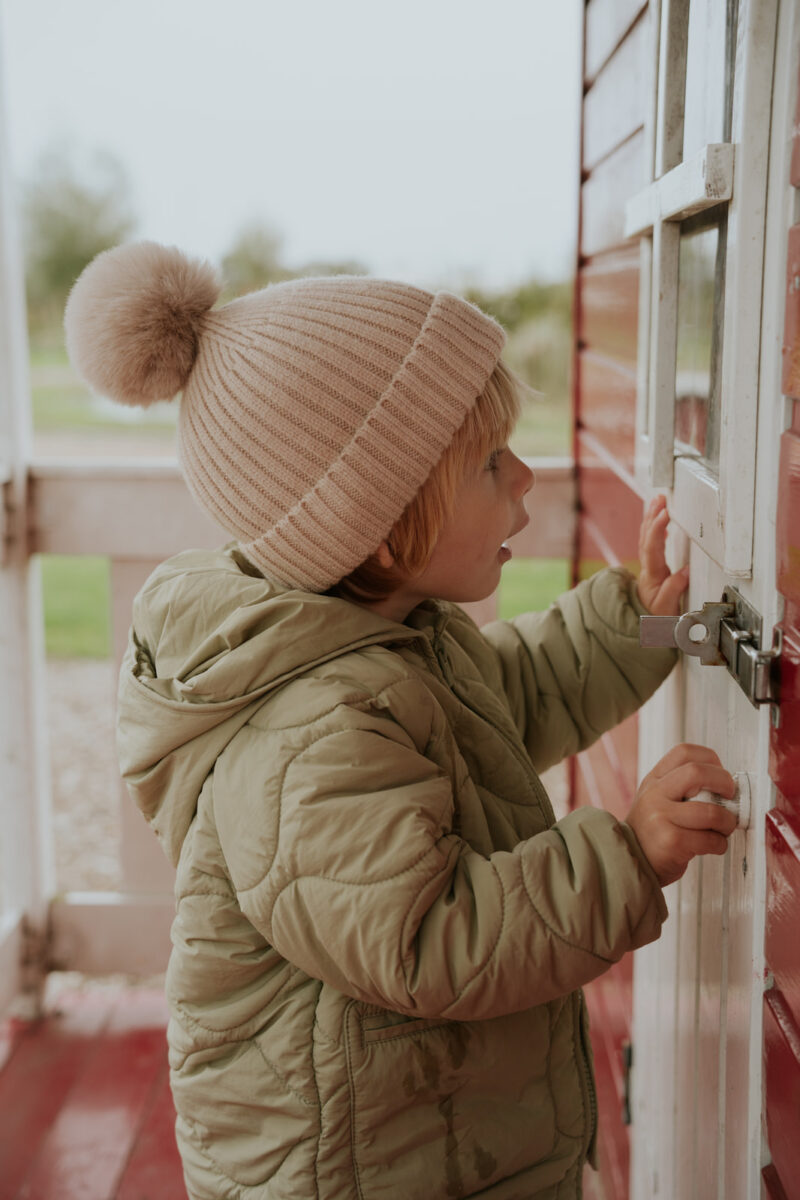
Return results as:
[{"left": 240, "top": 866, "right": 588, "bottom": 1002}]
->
[
  {"left": 636, "top": 494, "right": 689, "bottom": 615},
  {"left": 625, "top": 744, "right": 738, "bottom": 887}
]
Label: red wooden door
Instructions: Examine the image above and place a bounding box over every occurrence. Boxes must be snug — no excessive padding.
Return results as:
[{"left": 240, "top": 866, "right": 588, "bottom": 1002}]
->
[{"left": 763, "top": 165, "right": 800, "bottom": 1196}]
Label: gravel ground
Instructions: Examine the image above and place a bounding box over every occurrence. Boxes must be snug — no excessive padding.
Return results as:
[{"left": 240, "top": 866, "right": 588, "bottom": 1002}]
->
[
  {"left": 47, "top": 658, "right": 569, "bottom": 892},
  {"left": 46, "top": 658, "right": 122, "bottom": 892}
]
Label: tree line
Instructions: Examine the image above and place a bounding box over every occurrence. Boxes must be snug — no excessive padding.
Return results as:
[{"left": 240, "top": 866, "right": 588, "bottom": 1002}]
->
[{"left": 20, "top": 148, "right": 571, "bottom": 409}]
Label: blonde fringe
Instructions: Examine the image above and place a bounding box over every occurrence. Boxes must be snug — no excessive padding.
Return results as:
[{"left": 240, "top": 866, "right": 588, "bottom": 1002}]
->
[{"left": 334, "top": 359, "right": 521, "bottom": 603}]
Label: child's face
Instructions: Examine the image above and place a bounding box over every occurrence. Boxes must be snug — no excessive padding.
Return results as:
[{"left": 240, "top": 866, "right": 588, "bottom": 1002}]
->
[{"left": 375, "top": 446, "right": 533, "bottom": 621}]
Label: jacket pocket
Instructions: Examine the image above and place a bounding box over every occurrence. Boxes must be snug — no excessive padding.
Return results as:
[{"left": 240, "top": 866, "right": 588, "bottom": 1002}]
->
[
  {"left": 358, "top": 1005, "right": 451, "bottom": 1044},
  {"left": 344, "top": 1003, "right": 561, "bottom": 1200}
]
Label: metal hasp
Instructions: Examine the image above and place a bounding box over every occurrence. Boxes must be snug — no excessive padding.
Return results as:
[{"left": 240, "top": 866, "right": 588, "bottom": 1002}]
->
[{"left": 639, "top": 586, "right": 781, "bottom": 709}]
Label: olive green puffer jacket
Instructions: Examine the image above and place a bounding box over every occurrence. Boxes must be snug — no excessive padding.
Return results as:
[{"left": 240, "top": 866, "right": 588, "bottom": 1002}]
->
[{"left": 117, "top": 546, "right": 674, "bottom": 1200}]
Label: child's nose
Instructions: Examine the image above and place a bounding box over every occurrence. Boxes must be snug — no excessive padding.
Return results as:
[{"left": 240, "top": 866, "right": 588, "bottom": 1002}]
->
[{"left": 511, "top": 453, "right": 534, "bottom": 499}]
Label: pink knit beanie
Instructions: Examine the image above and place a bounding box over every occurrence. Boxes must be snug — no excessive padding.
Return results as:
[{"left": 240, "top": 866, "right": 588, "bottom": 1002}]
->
[{"left": 64, "top": 241, "right": 506, "bottom": 591}]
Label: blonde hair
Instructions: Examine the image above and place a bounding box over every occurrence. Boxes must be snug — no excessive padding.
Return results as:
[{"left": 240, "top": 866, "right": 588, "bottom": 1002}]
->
[{"left": 334, "top": 359, "right": 521, "bottom": 603}]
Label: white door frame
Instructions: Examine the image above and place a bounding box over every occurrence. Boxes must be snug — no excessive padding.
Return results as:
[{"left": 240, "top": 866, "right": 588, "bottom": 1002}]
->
[{"left": 628, "top": 1, "right": 794, "bottom": 1196}]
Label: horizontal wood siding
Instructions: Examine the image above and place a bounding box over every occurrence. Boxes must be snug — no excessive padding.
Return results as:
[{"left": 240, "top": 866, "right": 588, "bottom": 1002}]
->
[
  {"left": 581, "top": 132, "right": 646, "bottom": 259},
  {"left": 583, "top": 12, "right": 649, "bottom": 172},
  {"left": 585, "top": 0, "right": 648, "bottom": 85},
  {"left": 580, "top": 250, "right": 640, "bottom": 369},
  {"left": 575, "top": 6, "right": 650, "bottom": 1198},
  {"left": 576, "top": 461, "right": 643, "bottom": 565},
  {"left": 578, "top": 355, "right": 637, "bottom": 473}
]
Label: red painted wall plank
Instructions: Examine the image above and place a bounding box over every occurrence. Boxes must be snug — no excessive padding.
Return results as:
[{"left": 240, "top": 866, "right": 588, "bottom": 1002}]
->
[
  {"left": 765, "top": 810, "right": 800, "bottom": 1031},
  {"left": 578, "top": 353, "right": 637, "bottom": 473},
  {"left": 775, "top": 415, "right": 800, "bottom": 607},
  {"left": 791, "top": 64, "right": 800, "bottom": 188},
  {"left": 574, "top": 6, "right": 649, "bottom": 1197},
  {"left": 770, "top": 621, "right": 800, "bottom": 812},
  {"left": 770, "top": 409, "right": 800, "bottom": 808},
  {"left": 584, "top": 970, "right": 631, "bottom": 1198},
  {"left": 576, "top": 721, "right": 637, "bottom": 824},
  {"left": 581, "top": 250, "right": 640, "bottom": 369},
  {"left": 762, "top": 1162, "right": 791, "bottom": 1200},
  {"left": 577, "top": 459, "right": 643, "bottom": 567},
  {"left": 763, "top": 989, "right": 800, "bottom": 1198},
  {"left": 783, "top": 230, "right": 800, "bottom": 399}
]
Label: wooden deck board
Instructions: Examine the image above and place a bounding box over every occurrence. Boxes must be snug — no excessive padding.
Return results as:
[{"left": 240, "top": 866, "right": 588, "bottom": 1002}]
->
[{"left": 0, "top": 982, "right": 185, "bottom": 1200}]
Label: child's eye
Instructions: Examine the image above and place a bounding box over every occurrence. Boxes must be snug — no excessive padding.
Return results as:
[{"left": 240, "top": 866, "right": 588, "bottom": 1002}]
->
[{"left": 484, "top": 449, "right": 504, "bottom": 472}]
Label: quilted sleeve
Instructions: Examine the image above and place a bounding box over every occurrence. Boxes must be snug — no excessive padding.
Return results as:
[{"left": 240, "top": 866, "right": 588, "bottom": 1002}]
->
[
  {"left": 212, "top": 675, "right": 667, "bottom": 1022},
  {"left": 479, "top": 566, "right": 677, "bottom": 773}
]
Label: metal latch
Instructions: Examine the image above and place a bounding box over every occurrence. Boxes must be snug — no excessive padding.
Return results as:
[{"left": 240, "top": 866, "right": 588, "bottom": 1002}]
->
[{"left": 640, "top": 586, "right": 781, "bottom": 711}]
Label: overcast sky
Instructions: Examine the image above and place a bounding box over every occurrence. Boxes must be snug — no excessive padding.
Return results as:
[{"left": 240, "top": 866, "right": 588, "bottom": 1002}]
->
[{"left": 1, "top": 0, "right": 582, "bottom": 291}]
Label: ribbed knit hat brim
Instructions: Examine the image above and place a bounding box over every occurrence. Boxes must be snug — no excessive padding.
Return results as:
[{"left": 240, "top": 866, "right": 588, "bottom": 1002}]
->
[{"left": 177, "top": 276, "right": 505, "bottom": 590}]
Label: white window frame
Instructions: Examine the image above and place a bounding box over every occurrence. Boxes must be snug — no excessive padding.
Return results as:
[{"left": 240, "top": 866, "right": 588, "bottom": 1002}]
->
[{"left": 626, "top": 0, "right": 778, "bottom": 577}]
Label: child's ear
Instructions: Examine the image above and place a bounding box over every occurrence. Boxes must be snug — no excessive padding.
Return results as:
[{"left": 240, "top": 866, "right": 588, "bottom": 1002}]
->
[{"left": 375, "top": 541, "right": 395, "bottom": 568}]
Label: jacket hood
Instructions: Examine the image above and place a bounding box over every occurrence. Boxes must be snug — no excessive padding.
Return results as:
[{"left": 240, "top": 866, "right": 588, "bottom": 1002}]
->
[{"left": 117, "top": 545, "right": 425, "bottom": 866}]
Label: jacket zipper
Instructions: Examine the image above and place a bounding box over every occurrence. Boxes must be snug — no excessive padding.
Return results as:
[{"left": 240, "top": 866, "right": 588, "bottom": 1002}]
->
[{"left": 577, "top": 992, "right": 598, "bottom": 1165}]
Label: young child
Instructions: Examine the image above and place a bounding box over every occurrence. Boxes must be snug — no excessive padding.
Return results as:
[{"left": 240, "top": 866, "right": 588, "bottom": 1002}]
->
[{"left": 65, "top": 243, "right": 736, "bottom": 1200}]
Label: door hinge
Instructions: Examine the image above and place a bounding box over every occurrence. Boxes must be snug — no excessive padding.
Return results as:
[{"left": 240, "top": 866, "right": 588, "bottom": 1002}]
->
[
  {"left": 15, "top": 913, "right": 53, "bottom": 1019},
  {"left": 1, "top": 470, "right": 14, "bottom": 561},
  {"left": 640, "top": 586, "right": 781, "bottom": 715},
  {"left": 0, "top": 467, "right": 33, "bottom": 564}
]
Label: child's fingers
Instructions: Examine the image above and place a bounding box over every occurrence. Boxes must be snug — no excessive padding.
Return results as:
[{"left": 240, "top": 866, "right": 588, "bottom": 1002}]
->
[
  {"left": 667, "top": 798, "right": 738, "bottom": 836},
  {"left": 640, "top": 504, "right": 670, "bottom": 578},
  {"left": 676, "top": 828, "right": 732, "bottom": 858},
  {"left": 638, "top": 743, "right": 724, "bottom": 791}
]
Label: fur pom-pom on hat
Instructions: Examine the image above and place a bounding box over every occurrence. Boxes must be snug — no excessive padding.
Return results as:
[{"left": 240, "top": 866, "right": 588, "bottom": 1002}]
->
[{"left": 64, "top": 241, "right": 221, "bottom": 407}]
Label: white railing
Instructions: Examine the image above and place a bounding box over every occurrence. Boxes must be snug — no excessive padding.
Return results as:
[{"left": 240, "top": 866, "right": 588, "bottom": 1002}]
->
[{"left": 0, "top": 455, "right": 576, "bottom": 1000}]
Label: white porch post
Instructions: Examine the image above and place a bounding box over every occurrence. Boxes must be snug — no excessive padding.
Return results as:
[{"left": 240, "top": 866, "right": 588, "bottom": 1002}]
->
[{"left": 0, "top": 15, "right": 54, "bottom": 1016}]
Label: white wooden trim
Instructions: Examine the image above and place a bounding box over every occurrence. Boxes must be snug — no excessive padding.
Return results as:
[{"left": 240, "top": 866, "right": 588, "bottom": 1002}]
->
[
  {"left": 49, "top": 894, "right": 174, "bottom": 977},
  {"left": 30, "top": 458, "right": 227, "bottom": 558},
  {"left": 30, "top": 457, "right": 577, "bottom": 560},
  {"left": 653, "top": 0, "right": 690, "bottom": 177},
  {"left": 0, "top": 15, "right": 52, "bottom": 1014},
  {"left": 636, "top": 0, "right": 691, "bottom": 486},
  {"left": 632, "top": 0, "right": 778, "bottom": 554},
  {"left": 624, "top": 142, "right": 735, "bottom": 237},
  {"left": 631, "top": 3, "right": 783, "bottom": 1196},
  {"left": 669, "top": 452, "right": 725, "bottom": 564},
  {"left": 713, "top": 0, "right": 779, "bottom": 576},
  {"left": 648, "top": 219, "right": 682, "bottom": 484}
]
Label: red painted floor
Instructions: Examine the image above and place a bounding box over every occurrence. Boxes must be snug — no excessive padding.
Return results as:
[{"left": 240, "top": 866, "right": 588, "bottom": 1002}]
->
[{"left": 0, "top": 980, "right": 186, "bottom": 1200}]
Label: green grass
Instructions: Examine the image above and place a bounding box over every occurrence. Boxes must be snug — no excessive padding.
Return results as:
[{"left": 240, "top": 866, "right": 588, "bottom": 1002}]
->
[
  {"left": 40, "top": 554, "right": 572, "bottom": 658},
  {"left": 30, "top": 345, "right": 177, "bottom": 435},
  {"left": 498, "top": 558, "right": 570, "bottom": 619},
  {"left": 40, "top": 555, "right": 111, "bottom": 658}
]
